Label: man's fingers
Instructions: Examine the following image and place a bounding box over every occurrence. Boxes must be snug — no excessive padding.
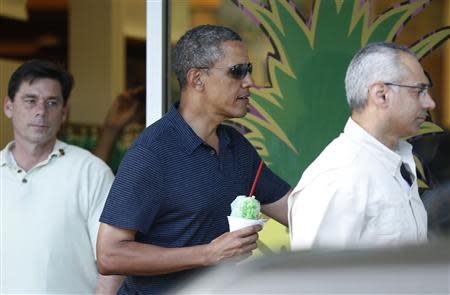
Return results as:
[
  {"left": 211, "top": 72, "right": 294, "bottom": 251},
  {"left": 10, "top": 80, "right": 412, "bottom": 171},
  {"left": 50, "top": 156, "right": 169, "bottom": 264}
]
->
[
  {"left": 209, "top": 226, "right": 261, "bottom": 263},
  {"left": 130, "top": 86, "right": 145, "bottom": 96},
  {"left": 239, "top": 233, "right": 259, "bottom": 247},
  {"left": 234, "top": 224, "right": 263, "bottom": 237},
  {"left": 241, "top": 242, "right": 258, "bottom": 253}
]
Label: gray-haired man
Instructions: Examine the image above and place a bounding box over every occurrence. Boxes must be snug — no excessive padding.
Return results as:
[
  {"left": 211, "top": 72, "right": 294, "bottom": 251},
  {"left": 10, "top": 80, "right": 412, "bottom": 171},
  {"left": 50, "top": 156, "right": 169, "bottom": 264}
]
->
[{"left": 289, "top": 42, "right": 435, "bottom": 250}]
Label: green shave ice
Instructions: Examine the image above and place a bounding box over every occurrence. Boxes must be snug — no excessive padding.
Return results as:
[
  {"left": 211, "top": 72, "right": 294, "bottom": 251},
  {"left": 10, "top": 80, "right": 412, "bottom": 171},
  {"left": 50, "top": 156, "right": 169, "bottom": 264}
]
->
[{"left": 230, "top": 195, "right": 261, "bottom": 220}]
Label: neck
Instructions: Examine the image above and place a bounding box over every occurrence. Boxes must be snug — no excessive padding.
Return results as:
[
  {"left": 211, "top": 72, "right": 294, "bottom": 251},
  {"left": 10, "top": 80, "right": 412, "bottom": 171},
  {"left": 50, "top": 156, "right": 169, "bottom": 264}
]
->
[
  {"left": 179, "top": 94, "right": 222, "bottom": 150},
  {"left": 351, "top": 112, "right": 398, "bottom": 150},
  {"left": 12, "top": 138, "right": 56, "bottom": 171}
]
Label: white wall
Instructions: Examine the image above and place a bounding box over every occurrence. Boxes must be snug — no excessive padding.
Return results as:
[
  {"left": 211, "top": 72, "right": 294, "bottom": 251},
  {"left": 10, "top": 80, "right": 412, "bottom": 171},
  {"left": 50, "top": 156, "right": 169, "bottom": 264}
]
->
[{"left": 146, "top": 0, "right": 164, "bottom": 126}]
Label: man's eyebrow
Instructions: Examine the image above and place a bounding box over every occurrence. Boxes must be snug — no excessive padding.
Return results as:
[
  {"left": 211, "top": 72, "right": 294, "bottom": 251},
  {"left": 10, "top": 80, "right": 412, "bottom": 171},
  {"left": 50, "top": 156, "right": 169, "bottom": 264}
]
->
[
  {"left": 47, "top": 96, "right": 63, "bottom": 100},
  {"left": 21, "top": 93, "right": 38, "bottom": 98},
  {"left": 21, "top": 93, "right": 62, "bottom": 99}
]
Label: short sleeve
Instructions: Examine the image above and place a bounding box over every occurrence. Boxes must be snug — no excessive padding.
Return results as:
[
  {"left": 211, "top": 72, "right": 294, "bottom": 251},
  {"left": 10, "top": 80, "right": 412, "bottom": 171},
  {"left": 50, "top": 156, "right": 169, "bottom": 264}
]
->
[
  {"left": 100, "top": 144, "right": 164, "bottom": 234},
  {"left": 86, "top": 162, "right": 115, "bottom": 259}
]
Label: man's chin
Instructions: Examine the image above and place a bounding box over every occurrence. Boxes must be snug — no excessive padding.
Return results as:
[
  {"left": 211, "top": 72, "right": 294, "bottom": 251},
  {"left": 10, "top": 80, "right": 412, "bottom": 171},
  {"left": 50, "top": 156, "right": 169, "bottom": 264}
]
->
[
  {"left": 26, "top": 133, "right": 55, "bottom": 145},
  {"left": 236, "top": 109, "right": 248, "bottom": 118},
  {"left": 403, "top": 127, "right": 421, "bottom": 138}
]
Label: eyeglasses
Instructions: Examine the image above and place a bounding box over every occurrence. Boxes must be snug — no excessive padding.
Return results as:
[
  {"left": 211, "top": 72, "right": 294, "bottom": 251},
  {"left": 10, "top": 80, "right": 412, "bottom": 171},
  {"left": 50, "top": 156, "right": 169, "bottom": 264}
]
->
[
  {"left": 384, "top": 82, "right": 431, "bottom": 97},
  {"left": 202, "top": 63, "right": 253, "bottom": 80}
]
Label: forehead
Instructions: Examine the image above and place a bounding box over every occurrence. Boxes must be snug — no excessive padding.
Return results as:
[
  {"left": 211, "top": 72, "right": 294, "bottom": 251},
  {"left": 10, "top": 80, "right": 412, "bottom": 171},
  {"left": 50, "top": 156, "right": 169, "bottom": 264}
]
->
[
  {"left": 214, "top": 40, "right": 249, "bottom": 66},
  {"left": 399, "top": 53, "right": 428, "bottom": 83},
  {"left": 16, "top": 78, "right": 63, "bottom": 98}
]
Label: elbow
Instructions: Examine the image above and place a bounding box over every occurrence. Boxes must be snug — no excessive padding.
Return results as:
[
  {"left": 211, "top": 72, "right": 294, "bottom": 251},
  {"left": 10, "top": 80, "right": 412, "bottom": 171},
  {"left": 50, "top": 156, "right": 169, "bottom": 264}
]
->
[
  {"left": 96, "top": 223, "right": 135, "bottom": 275},
  {"left": 97, "top": 238, "right": 125, "bottom": 275},
  {"left": 97, "top": 249, "right": 117, "bottom": 275}
]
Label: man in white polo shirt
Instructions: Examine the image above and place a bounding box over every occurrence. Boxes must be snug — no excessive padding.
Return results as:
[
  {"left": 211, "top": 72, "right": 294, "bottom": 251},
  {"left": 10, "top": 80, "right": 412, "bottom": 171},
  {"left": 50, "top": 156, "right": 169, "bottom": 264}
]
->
[
  {"left": 1, "top": 59, "right": 122, "bottom": 293},
  {"left": 289, "top": 43, "right": 435, "bottom": 250}
]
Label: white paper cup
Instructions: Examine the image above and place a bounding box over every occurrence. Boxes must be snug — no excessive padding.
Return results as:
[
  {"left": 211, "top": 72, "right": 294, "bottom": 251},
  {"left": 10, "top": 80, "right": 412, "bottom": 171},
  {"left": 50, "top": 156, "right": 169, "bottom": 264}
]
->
[{"left": 227, "top": 216, "right": 266, "bottom": 232}]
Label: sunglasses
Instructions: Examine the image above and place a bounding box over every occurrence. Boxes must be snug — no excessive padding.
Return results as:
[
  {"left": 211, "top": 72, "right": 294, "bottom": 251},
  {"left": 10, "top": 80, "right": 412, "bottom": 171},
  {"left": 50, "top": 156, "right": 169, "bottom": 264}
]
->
[{"left": 202, "top": 63, "right": 253, "bottom": 80}]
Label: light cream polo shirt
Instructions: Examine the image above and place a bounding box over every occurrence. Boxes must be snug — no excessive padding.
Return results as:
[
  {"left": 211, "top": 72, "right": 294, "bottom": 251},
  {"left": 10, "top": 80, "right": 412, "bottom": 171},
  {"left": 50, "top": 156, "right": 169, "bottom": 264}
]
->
[
  {"left": 289, "top": 118, "right": 427, "bottom": 250},
  {"left": 1, "top": 140, "right": 114, "bottom": 294}
]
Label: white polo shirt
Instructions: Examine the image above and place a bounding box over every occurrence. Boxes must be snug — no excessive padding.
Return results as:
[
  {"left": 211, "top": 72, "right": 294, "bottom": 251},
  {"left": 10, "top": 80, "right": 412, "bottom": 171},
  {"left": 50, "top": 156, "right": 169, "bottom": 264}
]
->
[
  {"left": 289, "top": 118, "right": 427, "bottom": 250},
  {"left": 1, "top": 140, "right": 114, "bottom": 293}
]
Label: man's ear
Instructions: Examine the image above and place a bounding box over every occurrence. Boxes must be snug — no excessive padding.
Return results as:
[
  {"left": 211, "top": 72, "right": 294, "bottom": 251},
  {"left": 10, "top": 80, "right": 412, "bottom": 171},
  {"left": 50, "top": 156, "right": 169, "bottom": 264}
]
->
[
  {"left": 186, "top": 68, "right": 204, "bottom": 91},
  {"left": 368, "top": 82, "right": 388, "bottom": 108},
  {"left": 4, "top": 96, "right": 13, "bottom": 118}
]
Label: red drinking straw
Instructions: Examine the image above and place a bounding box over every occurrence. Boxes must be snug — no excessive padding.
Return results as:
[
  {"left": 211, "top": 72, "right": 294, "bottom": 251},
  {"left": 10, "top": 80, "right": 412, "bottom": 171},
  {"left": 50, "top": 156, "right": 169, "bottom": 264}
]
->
[{"left": 248, "top": 160, "right": 264, "bottom": 197}]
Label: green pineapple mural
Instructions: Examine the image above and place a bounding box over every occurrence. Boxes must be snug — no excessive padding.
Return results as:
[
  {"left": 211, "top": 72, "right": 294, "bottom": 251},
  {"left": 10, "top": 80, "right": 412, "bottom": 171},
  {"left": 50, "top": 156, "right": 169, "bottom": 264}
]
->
[{"left": 231, "top": 0, "right": 449, "bottom": 254}]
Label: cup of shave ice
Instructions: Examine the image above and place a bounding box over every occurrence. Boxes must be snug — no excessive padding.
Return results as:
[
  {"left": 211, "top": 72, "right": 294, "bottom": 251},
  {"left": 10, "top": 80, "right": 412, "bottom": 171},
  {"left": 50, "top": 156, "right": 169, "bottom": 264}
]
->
[{"left": 227, "top": 195, "right": 266, "bottom": 231}]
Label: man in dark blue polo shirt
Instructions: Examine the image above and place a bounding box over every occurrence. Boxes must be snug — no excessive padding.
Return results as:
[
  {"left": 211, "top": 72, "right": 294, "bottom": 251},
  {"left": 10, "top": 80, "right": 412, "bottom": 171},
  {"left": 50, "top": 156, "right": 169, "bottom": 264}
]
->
[{"left": 97, "top": 25, "right": 292, "bottom": 294}]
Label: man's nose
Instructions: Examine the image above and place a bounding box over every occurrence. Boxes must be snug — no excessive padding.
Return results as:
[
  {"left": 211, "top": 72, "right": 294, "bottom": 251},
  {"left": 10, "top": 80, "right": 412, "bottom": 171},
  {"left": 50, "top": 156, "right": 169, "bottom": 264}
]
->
[
  {"left": 423, "top": 93, "right": 436, "bottom": 110},
  {"left": 242, "top": 72, "right": 254, "bottom": 88},
  {"left": 34, "top": 100, "right": 48, "bottom": 116}
]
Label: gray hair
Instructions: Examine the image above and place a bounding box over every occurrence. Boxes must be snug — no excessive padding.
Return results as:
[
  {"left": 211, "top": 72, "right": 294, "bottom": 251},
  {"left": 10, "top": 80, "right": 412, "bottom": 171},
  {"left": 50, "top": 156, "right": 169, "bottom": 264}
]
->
[
  {"left": 172, "top": 25, "right": 242, "bottom": 90},
  {"left": 345, "top": 42, "right": 415, "bottom": 110}
]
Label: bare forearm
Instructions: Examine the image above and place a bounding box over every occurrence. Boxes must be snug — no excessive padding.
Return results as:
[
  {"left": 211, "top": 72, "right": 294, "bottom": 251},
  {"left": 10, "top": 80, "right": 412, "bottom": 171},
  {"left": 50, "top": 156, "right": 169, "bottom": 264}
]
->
[
  {"left": 95, "top": 274, "right": 125, "bottom": 294},
  {"left": 93, "top": 126, "right": 122, "bottom": 162},
  {"left": 261, "top": 189, "right": 292, "bottom": 226},
  {"left": 98, "top": 241, "right": 211, "bottom": 276},
  {"left": 97, "top": 223, "right": 259, "bottom": 276}
]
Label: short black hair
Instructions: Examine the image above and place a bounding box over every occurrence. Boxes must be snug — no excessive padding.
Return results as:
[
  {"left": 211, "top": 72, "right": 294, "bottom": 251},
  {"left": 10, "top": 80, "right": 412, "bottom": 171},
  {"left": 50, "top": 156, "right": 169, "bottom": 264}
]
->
[
  {"left": 8, "top": 59, "right": 74, "bottom": 105},
  {"left": 172, "top": 25, "right": 242, "bottom": 90}
]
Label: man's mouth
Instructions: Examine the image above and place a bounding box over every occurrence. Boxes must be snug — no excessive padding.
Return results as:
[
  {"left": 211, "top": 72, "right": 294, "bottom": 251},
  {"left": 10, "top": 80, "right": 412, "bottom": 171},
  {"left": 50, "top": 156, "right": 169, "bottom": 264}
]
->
[
  {"left": 236, "top": 94, "right": 250, "bottom": 100},
  {"left": 417, "top": 114, "right": 427, "bottom": 121},
  {"left": 30, "top": 123, "right": 49, "bottom": 128}
]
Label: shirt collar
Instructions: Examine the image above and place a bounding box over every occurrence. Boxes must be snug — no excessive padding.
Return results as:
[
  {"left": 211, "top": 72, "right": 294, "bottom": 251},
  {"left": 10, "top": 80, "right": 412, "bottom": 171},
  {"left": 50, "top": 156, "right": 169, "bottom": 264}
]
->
[
  {"left": 49, "top": 140, "right": 68, "bottom": 158},
  {"left": 1, "top": 140, "right": 68, "bottom": 169},
  {"left": 167, "top": 102, "right": 205, "bottom": 155},
  {"left": 166, "top": 102, "right": 232, "bottom": 155},
  {"left": 218, "top": 123, "right": 231, "bottom": 149},
  {"left": 1, "top": 141, "right": 17, "bottom": 168},
  {"left": 344, "top": 118, "right": 413, "bottom": 173}
]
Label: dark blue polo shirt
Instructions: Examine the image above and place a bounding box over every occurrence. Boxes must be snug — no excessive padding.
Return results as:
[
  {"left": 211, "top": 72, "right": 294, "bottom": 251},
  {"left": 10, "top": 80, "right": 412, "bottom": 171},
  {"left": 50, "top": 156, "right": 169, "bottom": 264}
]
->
[{"left": 100, "top": 103, "right": 290, "bottom": 294}]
